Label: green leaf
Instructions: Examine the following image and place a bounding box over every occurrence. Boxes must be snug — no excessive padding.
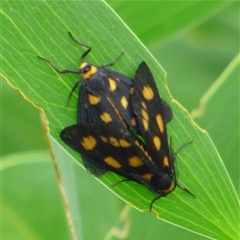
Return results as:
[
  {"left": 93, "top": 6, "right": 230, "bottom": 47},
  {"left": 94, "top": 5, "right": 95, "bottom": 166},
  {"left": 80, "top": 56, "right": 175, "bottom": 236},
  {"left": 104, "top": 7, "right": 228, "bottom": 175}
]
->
[
  {"left": 108, "top": 1, "right": 230, "bottom": 45},
  {"left": 191, "top": 54, "right": 240, "bottom": 194},
  {"left": 1, "top": 151, "right": 71, "bottom": 240},
  {"left": 2, "top": 1, "right": 239, "bottom": 240}
]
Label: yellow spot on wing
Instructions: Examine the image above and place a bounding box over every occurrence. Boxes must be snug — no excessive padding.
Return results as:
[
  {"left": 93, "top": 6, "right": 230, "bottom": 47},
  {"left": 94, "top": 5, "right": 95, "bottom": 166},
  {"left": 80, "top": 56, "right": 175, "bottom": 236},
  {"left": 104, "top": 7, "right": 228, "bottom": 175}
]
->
[
  {"left": 141, "top": 109, "right": 149, "bottom": 130},
  {"left": 142, "top": 173, "right": 153, "bottom": 182},
  {"left": 142, "top": 85, "right": 154, "bottom": 100},
  {"left": 80, "top": 136, "right": 97, "bottom": 150},
  {"left": 108, "top": 78, "right": 117, "bottom": 91},
  {"left": 143, "top": 119, "right": 148, "bottom": 131},
  {"left": 135, "top": 140, "right": 144, "bottom": 153},
  {"left": 128, "top": 156, "right": 143, "bottom": 167},
  {"left": 109, "top": 137, "right": 120, "bottom": 147},
  {"left": 153, "top": 136, "right": 161, "bottom": 151},
  {"left": 141, "top": 101, "right": 147, "bottom": 110},
  {"left": 119, "top": 139, "right": 131, "bottom": 147},
  {"left": 130, "top": 87, "right": 134, "bottom": 94},
  {"left": 156, "top": 114, "right": 164, "bottom": 133},
  {"left": 100, "top": 112, "right": 112, "bottom": 123},
  {"left": 131, "top": 118, "right": 136, "bottom": 126},
  {"left": 144, "top": 150, "right": 152, "bottom": 162},
  {"left": 88, "top": 94, "right": 100, "bottom": 105},
  {"left": 163, "top": 156, "right": 169, "bottom": 167},
  {"left": 135, "top": 139, "right": 153, "bottom": 162},
  {"left": 120, "top": 96, "right": 128, "bottom": 109},
  {"left": 104, "top": 156, "right": 121, "bottom": 168},
  {"left": 101, "top": 136, "right": 108, "bottom": 143},
  {"left": 106, "top": 96, "right": 127, "bottom": 128},
  {"left": 141, "top": 109, "right": 149, "bottom": 121}
]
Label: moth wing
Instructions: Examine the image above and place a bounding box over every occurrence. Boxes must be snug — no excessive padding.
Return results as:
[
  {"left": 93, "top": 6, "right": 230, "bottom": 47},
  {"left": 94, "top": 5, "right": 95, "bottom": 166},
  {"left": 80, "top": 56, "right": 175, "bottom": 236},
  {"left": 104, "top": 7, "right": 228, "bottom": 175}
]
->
[{"left": 132, "top": 62, "right": 172, "bottom": 170}]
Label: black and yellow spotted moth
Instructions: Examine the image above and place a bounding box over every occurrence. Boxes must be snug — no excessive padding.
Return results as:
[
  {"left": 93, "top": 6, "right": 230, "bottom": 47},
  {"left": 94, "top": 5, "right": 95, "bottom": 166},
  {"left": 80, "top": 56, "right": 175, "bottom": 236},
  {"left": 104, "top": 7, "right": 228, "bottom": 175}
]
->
[{"left": 39, "top": 32, "right": 194, "bottom": 210}]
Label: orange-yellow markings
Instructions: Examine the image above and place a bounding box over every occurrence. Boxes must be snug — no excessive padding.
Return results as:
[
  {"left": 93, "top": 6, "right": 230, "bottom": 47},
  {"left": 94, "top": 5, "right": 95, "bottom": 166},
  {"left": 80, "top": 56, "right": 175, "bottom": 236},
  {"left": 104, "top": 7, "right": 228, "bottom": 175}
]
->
[
  {"left": 81, "top": 62, "right": 88, "bottom": 68},
  {"left": 163, "top": 156, "right": 169, "bottom": 167},
  {"left": 80, "top": 62, "right": 97, "bottom": 79},
  {"left": 134, "top": 140, "right": 145, "bottom": 154},
  {"left": 141, "top": 109, "right": 149, "bottom": 130},
  {"left": 141, "top": 101, "right": 147, "bottom": 110},
  {"left": 142, "top": 85, "right": 154, "bottom": 100},
  {"left": 100, "top": 136, "right": 108, "bottom": 143},
  {"left": 143, "top": 119, "right": 148, "bottom": 131},
  {"left": 80, "top": 136, "right": 97, "bottom": 150},
  {"left": 100, "top": 112, "right": 112, "bottom": 123},
  {"left": 107, "top": 97, "right": 126, "bottom": 128},
  {"left": 88, "top": 94, "right": 100, "bottom": 105},
  {"left": 108, "top": 78, "right": 117, "bottom": 91},
  {"left": 106, "top": 137, "right": 131, "bottom": 147},
  {"left": 131, "top": 118, "right": 136, "bottom": 126},
  {"left": 142, "top": 173, "right": 153, "bottom": 182},
  {"left": 104, "top": 156, "right": 121, "bottom": 168},
  {"left": 141, "top": 109, "right": 149, "bottom": 121},
  {"left": 134, "top": 140, "right": 141, "bottom": 148},
  {"left": 119, "top": 139, "right": 131, "bottom": 147},
  {"left": 109, "top": 137, "right": 120, "bottom": 147},
  {"left": 144, "top": 150, "right": 153, "bottom": 162},
  {"left": 128, "top": 156, "right": 143, "bottom": 167},
  {"left": 120, "top": 96, "right": 128, "bottom": 109},
  {"left": 153, "top": 136, "right": 161, "bottom": 151},
  {"left": 135, "top": 140, "right": 153, "bottom": 162},
  {"left": 162, "top": 182, "right": 174, "bottom": 192},
  {"left": 134, "top": 139, "right": 152, "bottom": 159},
  {"left": 130, "top": 87, "right": 134, "bottom": 94},
  {"left": 156, "top": 114, "right": 164, "bottom": 133}
]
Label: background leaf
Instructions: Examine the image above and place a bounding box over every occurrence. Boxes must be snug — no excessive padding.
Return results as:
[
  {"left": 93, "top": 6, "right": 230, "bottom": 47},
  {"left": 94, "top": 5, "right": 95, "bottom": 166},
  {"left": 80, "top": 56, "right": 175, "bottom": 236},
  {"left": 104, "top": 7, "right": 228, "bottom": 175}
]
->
[{"left": 1, "top": 1, "right": 239, "bottom": 240}]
